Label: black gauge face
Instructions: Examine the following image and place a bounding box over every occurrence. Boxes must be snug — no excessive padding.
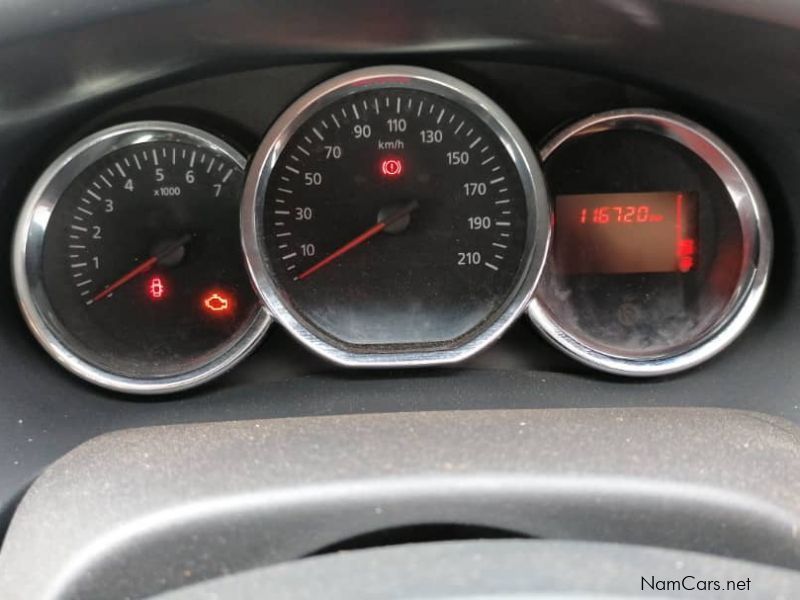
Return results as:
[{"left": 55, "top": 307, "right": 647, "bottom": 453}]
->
[
  {"left": 541, "top": 129, "right": 742, "bottom": 356},
  {"left": 16, "top": 124, "right": 269, "bottom": 391},
  {"left": 530, "top": 110, "right": 770, "bottom": 375},
  {"left": 260, "top": 87, "right": 529, "bottom": 349}
]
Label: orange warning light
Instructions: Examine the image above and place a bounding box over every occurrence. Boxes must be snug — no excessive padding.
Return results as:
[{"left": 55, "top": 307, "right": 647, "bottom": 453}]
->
[{"left": 202, "top": 291, "right": 233, "bottom": 315}]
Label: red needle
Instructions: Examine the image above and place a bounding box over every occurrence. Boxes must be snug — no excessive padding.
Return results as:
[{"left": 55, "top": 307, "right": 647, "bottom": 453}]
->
[
  {"left": 89, "top": 257, "right": 158, "bottom": 304},
  {"left": 88, "top": 234, "right": 192, "bottom": 304},
  {"left": 297, "top": 200, "right": 419, "bottom": 281}
]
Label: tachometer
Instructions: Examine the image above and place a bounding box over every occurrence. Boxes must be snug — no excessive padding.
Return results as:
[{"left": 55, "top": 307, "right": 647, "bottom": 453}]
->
[
  {"left": 13, "top": 121, "right": 270, "bottom": 393},
  {"left": 242, "top": 66, "right": 550, "bottom": 366}
]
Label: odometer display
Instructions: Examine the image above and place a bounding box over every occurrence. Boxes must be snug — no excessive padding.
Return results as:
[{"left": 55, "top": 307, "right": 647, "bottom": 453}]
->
[
  {"left": 243, "top": 67, "right": 550, "bottom": 366},
  {"left": 529, "top": 109, "right": 771, "bottom": 376},
  {"left": 555, "top": 192, "right": 699, "bottom": 275}
]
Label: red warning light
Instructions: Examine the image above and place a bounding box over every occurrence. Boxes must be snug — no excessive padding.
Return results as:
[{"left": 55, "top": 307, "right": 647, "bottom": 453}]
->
[
  {"left": 147, "top": 276, "right": 166, "bottom": 300},
  {"left": 202, "top": 291, "right": 233, "bottom": 315},
  {"left": 677, "top": 238, "right": 697, "bottom": 273},
  {"left": 380, "top": 157, "right": 403, "bottom": 178},
  {"left": 675, "top": 193, "right": 697, "bottom": 273}
]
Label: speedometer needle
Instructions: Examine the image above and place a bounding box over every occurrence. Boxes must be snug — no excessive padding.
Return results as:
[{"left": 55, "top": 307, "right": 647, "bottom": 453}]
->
[
  {"left": 88, "top": 234, "right": 192, "bottom": 304},
  {"left": 297, "top": 200, "right": 419, "bottom": 281}
]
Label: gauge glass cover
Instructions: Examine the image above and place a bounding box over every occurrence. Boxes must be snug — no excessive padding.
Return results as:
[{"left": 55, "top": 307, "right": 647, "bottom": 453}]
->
[
  {"left": 242, "top": 66, "right": 550, "bottom": 366},
  {"left": 14, "top": 122, "right": 270, "bottom": 393},
  {"left": 529, "top": 109, "right": 771, "bottom": 376}
]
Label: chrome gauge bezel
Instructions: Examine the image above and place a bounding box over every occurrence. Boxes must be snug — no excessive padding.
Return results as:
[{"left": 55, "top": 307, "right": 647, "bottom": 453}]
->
[
  {"left": 242, "top": 65, "right": 551, "bottom": 367},
  {"left": 529, "top": 109, "right": 772, "bottom": 376},
  {"left": 12, "top": 121, "right": 271, "bottom": 394}
]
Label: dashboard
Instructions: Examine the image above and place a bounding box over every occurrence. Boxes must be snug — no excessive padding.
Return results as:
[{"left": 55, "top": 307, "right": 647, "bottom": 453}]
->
[
  {"left": 10, "top": 65, "right": 771, "bottom": 391},
  {"left": 1, "top": 1, "right": 800, "bottom": 598}
]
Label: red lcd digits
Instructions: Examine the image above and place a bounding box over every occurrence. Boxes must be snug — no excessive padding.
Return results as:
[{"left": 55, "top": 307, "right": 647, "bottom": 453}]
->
[
  {"left": 555, "top": 192, "right": 698, "bottom": 274},
  {"left": 579, "top": 205, "right": 665, "bottom": 225}
]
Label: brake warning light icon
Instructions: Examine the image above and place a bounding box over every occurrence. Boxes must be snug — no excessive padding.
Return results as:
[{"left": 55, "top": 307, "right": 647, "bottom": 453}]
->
[{"left": 380, "top": 157, "right": 403, "bottom": 178}]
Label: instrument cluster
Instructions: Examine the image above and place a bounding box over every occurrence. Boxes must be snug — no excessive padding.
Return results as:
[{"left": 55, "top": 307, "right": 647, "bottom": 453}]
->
[{"left": 12, "top": 66, "right": 772, "bottom": 393}]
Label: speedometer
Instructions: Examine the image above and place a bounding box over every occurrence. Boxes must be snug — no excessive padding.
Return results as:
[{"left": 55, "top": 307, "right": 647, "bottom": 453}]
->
[{"left": 242, "top": 66, "right": 550, "bottom": 366}]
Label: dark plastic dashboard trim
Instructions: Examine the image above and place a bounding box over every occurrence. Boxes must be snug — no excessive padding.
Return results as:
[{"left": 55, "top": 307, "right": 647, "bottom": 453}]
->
[
  {"left": 151, "top": 540, "right": 800, "bottom": 599},
  {"left": 1, "top": 408, "right": 799, "bottom": 598}
]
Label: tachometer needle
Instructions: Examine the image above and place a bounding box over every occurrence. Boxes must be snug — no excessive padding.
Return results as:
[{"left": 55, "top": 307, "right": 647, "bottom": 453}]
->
[
  {"left": 88, "top": 234, "right": 192, "bottom": 304},
  {"left": 297, "top": 200, "right": 419, "bottom": 281}
]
